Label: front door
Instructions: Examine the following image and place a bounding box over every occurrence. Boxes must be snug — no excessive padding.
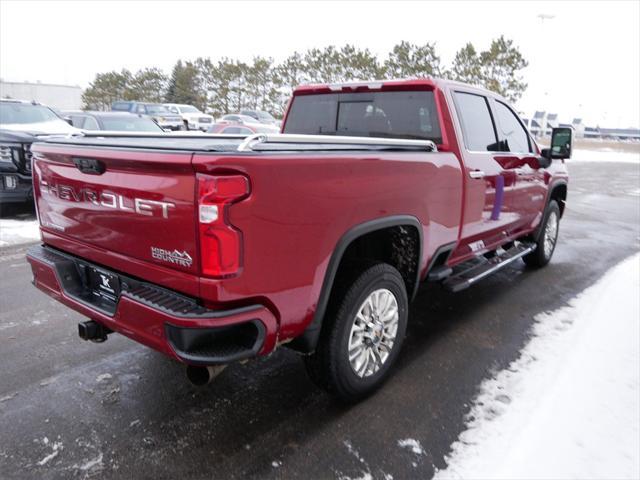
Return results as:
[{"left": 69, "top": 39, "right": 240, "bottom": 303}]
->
[
  {"left": 450, "top": 90, "right": 523, "bottom": 261},
  {"left": 490, "top": 99, "right": 547, "bottom": 234}
]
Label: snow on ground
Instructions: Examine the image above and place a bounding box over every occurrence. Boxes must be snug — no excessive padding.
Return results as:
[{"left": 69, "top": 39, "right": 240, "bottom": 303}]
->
[
  {"left": 434, "top": 253, "right": 640, "bottom": 480},
  {"left": 570, "top": 148, "right": 640, "bottom": 164},
  {"left": 0, "top": 218, "right": 40, "bottom": 247},
  {"left": 397, "top": 438, "right": 425, "bottom": 456}
]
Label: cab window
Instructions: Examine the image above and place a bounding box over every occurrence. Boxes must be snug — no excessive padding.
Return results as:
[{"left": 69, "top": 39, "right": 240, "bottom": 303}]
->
[
  {"left": 453, "top": 92, "right": 498, "bottom": 151},
  {"left": 284, "top": 91, "right": 442, "bottom": 143}
]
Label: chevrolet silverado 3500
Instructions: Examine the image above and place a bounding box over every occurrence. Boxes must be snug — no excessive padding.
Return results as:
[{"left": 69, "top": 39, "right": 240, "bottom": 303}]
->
[{"left": 27, "top": 78, "right": 571, "bottom": 401}]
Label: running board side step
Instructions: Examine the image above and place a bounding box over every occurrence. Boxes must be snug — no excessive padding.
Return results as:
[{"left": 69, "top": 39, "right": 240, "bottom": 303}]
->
[{"left": 442, "top": 243, "right": 536, "bottom": 293}]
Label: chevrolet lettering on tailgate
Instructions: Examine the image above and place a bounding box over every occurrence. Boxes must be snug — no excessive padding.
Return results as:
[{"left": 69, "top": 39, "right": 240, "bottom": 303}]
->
[{"left": 40, "top": 178, "right": 175, "bottom": 218}]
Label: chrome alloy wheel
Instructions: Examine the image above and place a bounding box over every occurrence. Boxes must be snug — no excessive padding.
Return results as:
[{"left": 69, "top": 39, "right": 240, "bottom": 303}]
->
[
  {"left": 348, "top": 288, "right": 399, "bottom": 378},
  {"left": 543, "top": 210, "right": 559, "bottom": 258}
]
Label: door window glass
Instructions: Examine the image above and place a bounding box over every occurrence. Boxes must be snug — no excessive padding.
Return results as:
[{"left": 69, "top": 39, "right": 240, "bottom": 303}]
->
[
  {"left": 454, "top": 92, "right": 498, "bottom": 151},
  {"left": 82, "top": 116, "right": 100, "bottom": 130},
  {"left": 494, "top": 101, "right": 531, "bottom": 152}
]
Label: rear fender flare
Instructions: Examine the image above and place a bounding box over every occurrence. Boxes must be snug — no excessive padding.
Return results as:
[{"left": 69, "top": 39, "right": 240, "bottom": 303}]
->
[{"left": 293, "top": 215, "right": 423, "bottom": 352}]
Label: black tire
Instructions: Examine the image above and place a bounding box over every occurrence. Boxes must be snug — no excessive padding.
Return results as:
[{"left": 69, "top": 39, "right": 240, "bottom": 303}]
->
[
  {"left": 523, "top": 200, "right": 561, "bottom": 268},
  {"left": 304, "top": 262, "right": 408, "bottom": 402}
]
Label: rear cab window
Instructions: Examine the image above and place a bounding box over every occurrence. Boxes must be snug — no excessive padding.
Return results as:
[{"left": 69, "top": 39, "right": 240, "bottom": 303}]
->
[{"left": 283, "top": 90, "right": 442, "bottom": 143}]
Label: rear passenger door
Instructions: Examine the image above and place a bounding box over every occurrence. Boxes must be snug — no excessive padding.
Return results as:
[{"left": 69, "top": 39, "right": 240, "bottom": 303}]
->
[
  {"left": 490, "top": 99, "right": 546, "bottom": 232},
  {"left": 450, "top": 91, "right": 523, "bottom": 260}
]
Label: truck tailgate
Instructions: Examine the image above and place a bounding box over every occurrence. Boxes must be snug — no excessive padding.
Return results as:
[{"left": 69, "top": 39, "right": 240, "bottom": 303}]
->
[{"left": 32, "top": 143, "right": 199, "bottom": 276}]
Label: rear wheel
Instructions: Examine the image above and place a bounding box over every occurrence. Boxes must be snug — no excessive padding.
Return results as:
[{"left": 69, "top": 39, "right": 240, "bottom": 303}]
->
[
  {"left": 523, "top": 200, "right": 561, "bottom": 268},
  {"left": 304, "top": 263, "right": 408, "bottom": 402}
]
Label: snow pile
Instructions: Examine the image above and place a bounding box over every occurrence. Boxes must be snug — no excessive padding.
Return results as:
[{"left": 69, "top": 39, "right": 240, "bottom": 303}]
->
[
  {"left": 435, "top": 253, "right": 640, "bottom": 480},
  {"left": 570, "top": 148, "right": 640, "bottom": 164},
  {"left": 397, "top": 438, "right": 425, "bottom": 456},
  {"left": 0, "top": 218, "right": 40, "bottom": 247}
]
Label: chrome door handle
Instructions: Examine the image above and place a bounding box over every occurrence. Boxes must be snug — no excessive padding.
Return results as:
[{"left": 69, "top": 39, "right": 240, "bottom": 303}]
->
[{"left": 469, "top": 170, "right": 485, "bottom": 179}]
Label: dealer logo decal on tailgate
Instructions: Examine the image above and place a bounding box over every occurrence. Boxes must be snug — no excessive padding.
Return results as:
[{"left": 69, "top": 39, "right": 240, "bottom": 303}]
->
[{"left": 151, "top": 247, "right": 193, "bottom": 268}]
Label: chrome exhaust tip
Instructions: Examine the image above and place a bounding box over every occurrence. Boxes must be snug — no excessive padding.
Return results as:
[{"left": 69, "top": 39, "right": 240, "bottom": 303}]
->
[{"left": 185, "top": 365, "right": 226, "bottom": 386}]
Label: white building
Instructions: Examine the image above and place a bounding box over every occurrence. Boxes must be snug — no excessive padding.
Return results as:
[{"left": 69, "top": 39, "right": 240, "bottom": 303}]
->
[{"left": 0, "top": 80, "right": 82, "bottom": 110}]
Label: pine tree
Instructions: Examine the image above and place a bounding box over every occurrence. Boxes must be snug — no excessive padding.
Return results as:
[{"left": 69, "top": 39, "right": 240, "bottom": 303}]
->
[
  {"left": 480, "top": 36, "right": 528, "bottom": 102},
  {"left": 339, "top": 45, "right": 384, "bottom": 81},
  {"left": 449, "top": 43, "right": 483, "bottom": 85},
  {"left": 82, "top": 69, "right": 133, "bottom": 110},
  {"left": 384, "top": 41, "right": 442, "bottom": 78},
  {"left": 246, "top": 56, "right": 280, "bottom": 112},
  {"left": 165, "top": 61, "right": 205, "bottom": 108},
  {"left": 130, "top": 68, "right": 168, "bottom": 103}
]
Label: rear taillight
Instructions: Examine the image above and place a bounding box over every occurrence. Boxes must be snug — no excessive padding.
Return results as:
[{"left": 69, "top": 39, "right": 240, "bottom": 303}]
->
[{"left": 197, "top": 173, "right": 250, "bottom": 278}]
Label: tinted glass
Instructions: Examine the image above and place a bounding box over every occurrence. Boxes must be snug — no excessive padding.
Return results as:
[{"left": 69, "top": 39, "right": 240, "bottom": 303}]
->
[
  {"left": 494, "top": 101, "right": 531, "bottom": 152},
  {"left": 0, "top": 103, "right": 60, "bottom": 124},
  {"left": 101, "top": 116, "right": 162, "bottom": 132},
  {"left": 284, "top": 91, "right": 442, "bottom": 143},
  {"left": 179, "top": 105, "right": 199, "bottom": 113},
  {"left": 454, "top": 92, "right": 498, "bottom": 151}
]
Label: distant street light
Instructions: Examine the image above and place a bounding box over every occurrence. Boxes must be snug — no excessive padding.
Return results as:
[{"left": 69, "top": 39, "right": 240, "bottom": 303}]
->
[{"left": 537, "top": 13, "right": 556, "bottom": 22}]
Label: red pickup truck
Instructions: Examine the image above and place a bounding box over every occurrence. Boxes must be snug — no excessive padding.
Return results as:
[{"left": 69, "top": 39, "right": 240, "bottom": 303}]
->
[{"left": 27, "top": 78, "right": 571, "bottom": 401}]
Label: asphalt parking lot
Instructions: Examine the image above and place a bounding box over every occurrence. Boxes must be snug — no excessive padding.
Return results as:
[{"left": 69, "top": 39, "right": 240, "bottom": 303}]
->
[{"left": 1, "top": 159, "right": 639, "bottom": 480}]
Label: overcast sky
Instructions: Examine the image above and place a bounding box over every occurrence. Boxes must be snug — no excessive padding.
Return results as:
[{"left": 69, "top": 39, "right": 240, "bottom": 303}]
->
[{"left": 1, "top": 0, "right": 638, "bottom": 127}]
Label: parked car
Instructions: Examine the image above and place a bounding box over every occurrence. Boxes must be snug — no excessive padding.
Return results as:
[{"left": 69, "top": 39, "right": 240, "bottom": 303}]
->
[
  {"left": 0, "top": 99, "right": 78, "bottom": 208},
  {"left": 208, "top": 122, "right": 276, "bottom": 134},
  {"left": 28, "top": 78, "right": 570, "bottom": 401},
  {"left": 218, "top": 114, "right": 279, "bottom": 132},
  {"left": 111, "top": 101, "right": 183, "bottom": 131},
  {"left": 164, "top": 104, "right": 214, "bottom": 131},
  {"left": 240, "top": 109, "right": 280, "bottom": 126},
  {"left": 63, "top": 111, "right": 163, "bottom": 132},
  {"left": 218, "top": 114, "right": 259, "bottom": 124}
]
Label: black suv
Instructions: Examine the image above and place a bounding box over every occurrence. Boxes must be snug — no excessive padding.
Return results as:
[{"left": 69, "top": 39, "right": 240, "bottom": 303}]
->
[{"left": 0, "top": 100, "right": 78, "bottom": 208}]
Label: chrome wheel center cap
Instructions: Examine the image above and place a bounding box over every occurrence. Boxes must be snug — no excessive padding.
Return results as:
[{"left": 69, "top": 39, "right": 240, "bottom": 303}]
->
[{"left": 371, "top": 322, "right": 384, "bottom": 344}]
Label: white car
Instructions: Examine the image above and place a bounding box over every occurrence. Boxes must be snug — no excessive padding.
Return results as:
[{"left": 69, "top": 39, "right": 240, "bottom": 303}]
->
[
  {"left": 218, "top": 114, "right": 280, "bottom": 133},
  {"left": 164, "top": 104, "right": 214, "bottom": 131}
]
